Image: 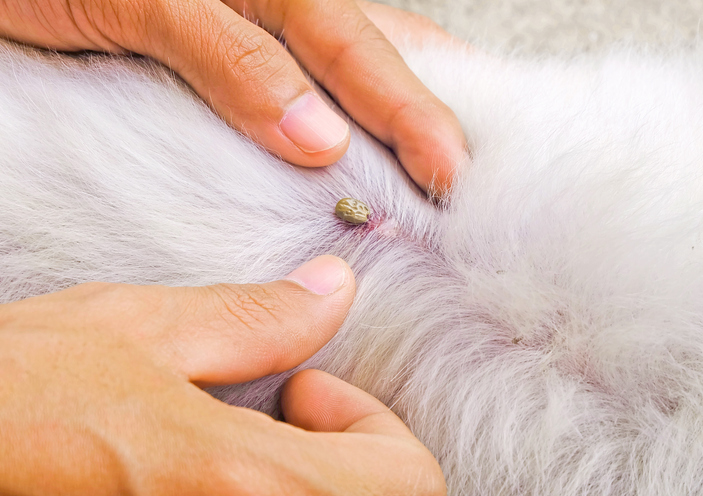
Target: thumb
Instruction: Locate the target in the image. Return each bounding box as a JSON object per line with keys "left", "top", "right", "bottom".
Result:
{"left": 17, "top": 255, "right": 357, "bottom": 386}
{"left": 12, "top": 256, "right": 356, "bottom": 386}
{"left": 160, "top": 255, "right": 356, "bottom": 386}
{"left": 110, "top": 0, "right": 350, "bottom": 166}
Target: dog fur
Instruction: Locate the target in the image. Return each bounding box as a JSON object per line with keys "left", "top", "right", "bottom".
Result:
{"left": 2, "top": 39, "right": 703, "bottom": 495}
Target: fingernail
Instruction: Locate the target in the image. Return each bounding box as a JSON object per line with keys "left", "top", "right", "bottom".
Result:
{"left": 285, "top": 256, "right": 347, "bottom": 295}
{"left": 279, "top": 93, "right": 349, "bottom": 153}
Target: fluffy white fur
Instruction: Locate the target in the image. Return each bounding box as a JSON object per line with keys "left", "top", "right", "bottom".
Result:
{"left": 2, "top": 39, "right": 703, "bottom": 495}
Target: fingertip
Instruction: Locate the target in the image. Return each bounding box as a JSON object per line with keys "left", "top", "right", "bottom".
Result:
{"left": 284, "top": 255, "right": 356, "bottom": 298}
{"left": 281, "top": 371, "right": 447, "bottom": 496}
{"left": 281, "top": 370, "right": 385, "bottom": 432}
{"left": 281, "top": 369, "right": 411, "bottom": 437}
{"left": 278, "top": 93, "right": 351, "bottom": 166}
{"left": 427, "top": 136, "right": 471, "bottom": 199}
{"left": 394, "top": 102, "right": 469, "bottom": 196}
{"left": 281, "top": 369, "right": 336, "bottom": 432}
{"left": 277, "top": 131, "right": 351, "bottom": 168}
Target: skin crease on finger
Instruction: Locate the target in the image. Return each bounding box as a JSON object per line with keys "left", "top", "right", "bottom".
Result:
{"left": 0, "top": 0, "right": 467, "bottom": 194}
{"left": 0, "top": 0, "right": 457, "bottom": 492}
{"left": 225, "top": 0, "right": 469, "bottom": 193}
{"left": 0, "top": 258, "right": 447, "bottom": 495}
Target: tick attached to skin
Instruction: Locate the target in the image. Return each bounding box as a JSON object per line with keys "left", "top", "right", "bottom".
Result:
{"left": 335, "top": 198, "right": 371, "bottom": 225}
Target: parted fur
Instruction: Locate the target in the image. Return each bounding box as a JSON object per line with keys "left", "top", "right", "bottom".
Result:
{"left": 2, "top": 39, "right": 703, "bottom": 495}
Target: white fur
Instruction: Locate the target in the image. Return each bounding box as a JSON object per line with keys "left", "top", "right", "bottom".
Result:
{"left": 2, "top": 40, "right": 703, "bottom": 494}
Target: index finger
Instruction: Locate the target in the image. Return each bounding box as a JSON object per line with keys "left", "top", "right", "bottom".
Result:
{"left": 281, "top": 369, "right": 447, "bottom": 495}
{"left": 225, "top": 0, "right": 468, "bottom": 195}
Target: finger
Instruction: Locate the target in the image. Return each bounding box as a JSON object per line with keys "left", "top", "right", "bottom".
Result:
{"left": 99, "top": 0, "right": 351, "bottom": 166}
{"left": 161, "top": 256, "right": 356, "bottom": 385}
{"left": 225, "top": 0, "right": 468, "bottom": 195}
{"left": 281, "top": 369, "right": 447, "bottom": 496}
{"left": 9, "top": 256, "right": 356, "bottom": 386}
{"left": 281, "top": 369, "right": 413, "bottom": 438}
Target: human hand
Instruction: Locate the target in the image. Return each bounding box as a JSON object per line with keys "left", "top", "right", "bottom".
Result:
{"left": 0, "top": 255, "right": 446, "bottom": 495}
{"left": 0, "top": 0, "right": 466, "bottom": 194}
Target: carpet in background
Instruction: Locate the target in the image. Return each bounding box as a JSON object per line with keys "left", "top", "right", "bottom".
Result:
{"left": 375, "top": 0, "right": 703, "bottom": 54}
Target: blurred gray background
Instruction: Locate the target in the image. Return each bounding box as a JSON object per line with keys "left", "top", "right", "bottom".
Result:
{"left": 375, "top": 0, "right": 703, "bottom": 54}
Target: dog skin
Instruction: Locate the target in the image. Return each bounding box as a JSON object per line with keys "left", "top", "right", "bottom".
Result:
{"left": 1, "top": 36, "right": 703, "bottom": 495}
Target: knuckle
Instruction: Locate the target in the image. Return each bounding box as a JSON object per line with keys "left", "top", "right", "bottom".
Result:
{"left": 320, "top": 18, "right": 390, "bottom": 85}
{"left": 207, "top": 284, "right": 285, "bottom": 330}
{"left": 57, "top": 0, "right": 157, "bottom": 53}
{"left": 222, "top": 30, "right": 288, "bottom": 82}
{"left": 353, "top": 13, "right": 393, "bottom": 44}
{"left": 389, "top": 96, "right": 450, "bottom": 140}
